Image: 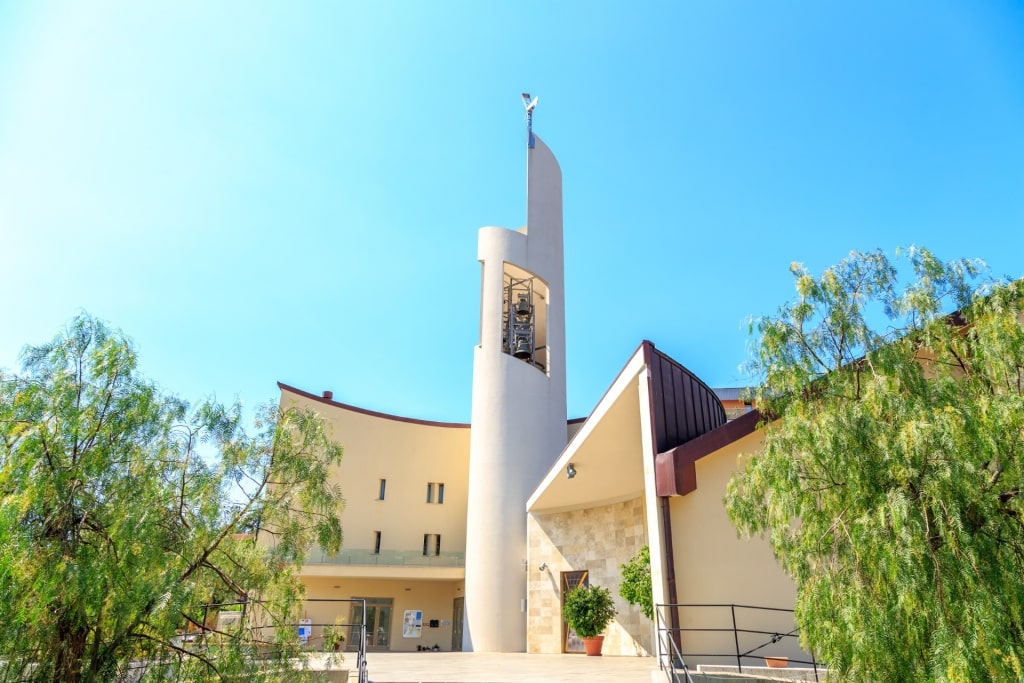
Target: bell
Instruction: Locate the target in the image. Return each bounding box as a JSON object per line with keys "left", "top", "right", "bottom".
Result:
{"left": 516, "top": 296, "right": 531, "bottom": 316}
{"left": 513, "top": 336, "right": 532, "bottom": 359}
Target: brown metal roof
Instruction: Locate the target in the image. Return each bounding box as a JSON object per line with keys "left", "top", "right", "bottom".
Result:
{"left": 642, "top": 341, "right": 729, "bottom": 454}
{"left": 655, "top": 408, "right": 762, "bottom": 496}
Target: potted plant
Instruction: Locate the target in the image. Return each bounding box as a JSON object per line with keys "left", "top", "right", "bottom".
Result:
{"left": 562, "top": 584, "right": 617, "bottom": 656}
{"left": 319, "top": 618, "right": 348, "bottom": 682}
{"left": 322, "top": 618, "right": 347, "bottom": 652}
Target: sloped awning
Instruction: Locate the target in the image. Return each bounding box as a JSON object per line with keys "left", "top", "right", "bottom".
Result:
{"left": 527, "top": 349, "right": 648, "bottom": 514}
{"left": 527, "top": 341, "right": 729, "bottom": 514}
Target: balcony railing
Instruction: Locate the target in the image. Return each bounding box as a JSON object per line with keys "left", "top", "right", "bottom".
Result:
{"left": 305, "top": 547, "right": 466, "bottom": 568}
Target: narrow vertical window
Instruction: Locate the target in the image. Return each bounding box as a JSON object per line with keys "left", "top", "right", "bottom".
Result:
{"left": 373, "top": 531, "right": 382, "bottom": 554}
{"left": 379, "top": 479, "right": 386, "bottom": 500}
{"left": 425, "top": 482, "right": 445, "bottom": 504}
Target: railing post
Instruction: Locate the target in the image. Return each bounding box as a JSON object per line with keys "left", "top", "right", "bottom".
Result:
{"left": 358, "top": 598, "right": 369, "bottom": 683}
{"left": 731, "top": 604, "right": 742, "bottom": 672}
{"left": 658, "top": 604, "right": 672, "bottom": 671}
{"left": 669, "top": 604, "right": 683, "bottom": 667}
{"left": 202, "top": 602, "right": 210, "bottom": 643}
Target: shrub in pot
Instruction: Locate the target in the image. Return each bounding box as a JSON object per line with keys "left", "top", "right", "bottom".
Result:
{"left": 562, "top": 584, "right": 617, "bottom": 655}
{"left": 322, "top": 619, "right": 346, "bottom": 652}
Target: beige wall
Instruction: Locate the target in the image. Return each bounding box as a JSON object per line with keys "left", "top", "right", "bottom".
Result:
{"left": 302, "top": 576, "right": 464, "bottom": 652}
{"left": 282, "top": 389, "right": 470, "bottom": 561}
{"left": 669, "top": 429, "right": 808, "bottom": 665}
{"left": 276, "top": 388, "right": 471, "bottom": 651}
{"left": 526, "top": 497, "right": 651, "bottom": 656}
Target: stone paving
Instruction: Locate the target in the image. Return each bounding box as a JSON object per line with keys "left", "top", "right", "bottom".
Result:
{"left": 359, "top": 652, "right": 662, "bottom": 683}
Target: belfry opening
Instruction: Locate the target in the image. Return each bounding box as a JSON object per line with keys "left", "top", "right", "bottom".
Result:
{"left": 502, "top": 264, "right": 549, "bottom": 373}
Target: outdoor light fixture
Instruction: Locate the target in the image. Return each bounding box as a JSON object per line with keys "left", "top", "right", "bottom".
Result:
{"left": 566, "top": 463, "right": 577, "bottom": 479}
{"left": 538, "top": 562, "right": 548, "bottom": 572}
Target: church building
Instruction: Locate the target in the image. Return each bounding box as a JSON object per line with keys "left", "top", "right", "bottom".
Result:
{"left": 276, "top": 109, "right": 808, "bottom": 666}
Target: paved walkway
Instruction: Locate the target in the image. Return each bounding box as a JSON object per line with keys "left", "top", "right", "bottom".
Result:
{"left": 361, "top": 652, "right": 662, "bottom": 683}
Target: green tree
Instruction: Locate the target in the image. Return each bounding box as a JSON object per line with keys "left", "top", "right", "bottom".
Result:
{"left": 619, "top": 545, "right": 653, "bottom": 620}
{"left": 725, "top": 248, "right": 1024, "bottom": 682}
{"left": 0, "top": 314, "right": 344, "bottom": 682}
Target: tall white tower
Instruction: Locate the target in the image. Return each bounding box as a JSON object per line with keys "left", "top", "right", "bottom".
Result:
{"left": 463, "top": 101, "right": 568, "bottom": 652}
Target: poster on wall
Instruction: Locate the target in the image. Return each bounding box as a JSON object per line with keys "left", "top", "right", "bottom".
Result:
{"left": 298, "top": 618, "right": 312, "bottom": 645}
{"left": 402, "top": 610, "right": 423, "bottom": 638}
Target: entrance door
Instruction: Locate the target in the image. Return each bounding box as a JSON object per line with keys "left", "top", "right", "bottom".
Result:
{"left": 350, "top": 598, "right": 394, "bottom": 651}
{"left": 451, "top": 597, "right": 464, "bottom": 651}
{"left": 561, "top": 570, "right": 589, "bottom": 653}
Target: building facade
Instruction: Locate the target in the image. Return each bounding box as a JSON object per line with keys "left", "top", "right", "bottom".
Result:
{"left": 277, "top": 384, "right": 470, "bottom": 652}
{"left": 277, "top": 125, "right": 806, "bottom": 664}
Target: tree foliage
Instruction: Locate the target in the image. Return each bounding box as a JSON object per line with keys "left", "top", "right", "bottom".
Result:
{"left": 0, "top": 315, "right": 344, "bottom": 682}
{"left": 725, "top": 248, "right": 1024, "bottom": 682}
{"left": 619, "top": 545, "right": 653, "bottom": 620}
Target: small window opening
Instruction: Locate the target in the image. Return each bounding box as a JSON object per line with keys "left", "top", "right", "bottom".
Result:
{"left": 373, "top": 531, "right": 382, "bottom": 554}
{"left": 426, "top": 482, "right": 445, "bottom": 504}
{"left": 423, "top": 533, "right": 441, "bottom": 556}
{"left": 378, "top": 479, "right": 386, "bottom": 500}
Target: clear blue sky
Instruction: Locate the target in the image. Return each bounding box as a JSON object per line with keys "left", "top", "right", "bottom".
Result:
{"left": 2, "top": 2, "right": 1023, "bottom": 422}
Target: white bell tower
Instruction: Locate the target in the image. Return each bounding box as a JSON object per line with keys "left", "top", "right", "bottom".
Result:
{"left": 463, "top": 96, "right": 568, "bottom": 652}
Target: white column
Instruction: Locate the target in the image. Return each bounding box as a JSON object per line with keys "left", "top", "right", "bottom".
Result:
{"left": 464, "top": 134, "right": 567, "bottom": 652}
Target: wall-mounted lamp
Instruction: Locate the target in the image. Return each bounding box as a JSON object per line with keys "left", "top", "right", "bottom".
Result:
{"left": 566, "top": 463, "right": 577, "bottom": 479}
{"left": 538, "top": 562, "right": 548, "bottom": 572}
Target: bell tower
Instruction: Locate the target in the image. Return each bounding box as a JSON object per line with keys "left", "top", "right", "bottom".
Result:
{"left": 463, "top": 96, "right": 568, "bottom": 652}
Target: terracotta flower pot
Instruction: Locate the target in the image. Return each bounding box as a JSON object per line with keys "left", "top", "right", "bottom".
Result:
{"left": 583, "top": 635, "right": 604, "bottom": 656}
{"left": 764, "top": 656, "right": 788, "bottom": 668}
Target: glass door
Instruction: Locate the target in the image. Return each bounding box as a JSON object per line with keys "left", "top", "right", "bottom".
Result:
{"left": 350, "top": 598, "right": 394, "bottom": 650}
{"left": 451, "top": 597, "right": 464, "bottom": 651}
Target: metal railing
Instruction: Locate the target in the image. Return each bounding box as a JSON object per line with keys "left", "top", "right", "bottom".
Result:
{"left": 655, "top": 607, "right": 696, "bottom": 683}
{"left": 656, "top": 603, "right": 819, "bottom": 681}
{"left": 191, "top": 597, "right": 370, "bottom": 683}
{"left": 300, "top": 597, "right": 370, "bottom": 683}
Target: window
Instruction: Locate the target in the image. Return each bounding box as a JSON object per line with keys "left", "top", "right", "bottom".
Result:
{"left": 426, "top": 482, "right": 445, "bottom": 504}
{"left": 378, "top": 479, "right": 386, "bottom": 500}
{"left": 423, "top": 533, "right": 441, "bottom": 556}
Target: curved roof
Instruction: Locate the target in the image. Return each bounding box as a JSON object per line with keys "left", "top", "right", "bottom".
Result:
{"left": 278, "top": 381, "right": 471, "bottom": 429}
{"left": 279, "top": 382, "right": 592, "bottom": 429}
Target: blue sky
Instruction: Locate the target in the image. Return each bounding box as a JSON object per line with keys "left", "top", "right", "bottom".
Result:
{"left": 2, "top": 2, "right": 1023, "bottom": 422}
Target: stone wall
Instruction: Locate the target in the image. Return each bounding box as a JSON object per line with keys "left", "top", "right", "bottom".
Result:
{"left": 526, "top": 497, "right": 651, "bottom": 655}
